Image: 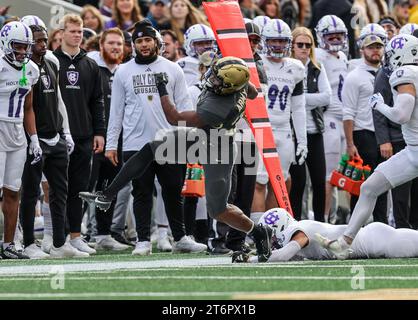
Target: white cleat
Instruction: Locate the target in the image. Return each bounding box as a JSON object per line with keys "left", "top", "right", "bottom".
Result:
{"left": 24, "top": 243, "right": 50, "bottom": 259}
{"left": 132, "top": 241, "right": 151, "bottom": 256}
{"left": 157, "top": 236, "right": 172, "bottom": 252}
{"left": 70, "top": 237, "right": 97, "bottom": 255}
{"left": 41, "top": 234, "right": 53, "bottom": 254}
{"left": 315, "top": 233, "right": 352, "bottom": 260}
{"left": 95, "top": 235, "right": 130, "bottom": 251}
{"left": 50, "top": 242, "right": 90, "bottom": 258}
{"left": 172, "top": 235, "right": 207, "bottom": 254}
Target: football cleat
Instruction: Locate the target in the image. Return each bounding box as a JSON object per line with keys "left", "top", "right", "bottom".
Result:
{"left": 250, "top": 224, "right": 273, "bottom": 262}
{"left": 231, "top": 250, "right": 252, "bottom": 263}
{"left": 79, "top": 191, "right": 112, "bottom": 211}
{"left": 1, "top": 242, "right": 30, "bottom": 259}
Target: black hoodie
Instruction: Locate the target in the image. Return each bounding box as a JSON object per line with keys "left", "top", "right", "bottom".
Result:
{"left": 54, "top": 47, "right": 105, "bottom": 139}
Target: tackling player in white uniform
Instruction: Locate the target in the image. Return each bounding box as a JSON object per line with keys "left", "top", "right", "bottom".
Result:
{"left": 317, "top": 34, "right": 418, "bottom": 259}
{"left": 177, "top": 24, "right": 217, "bottom": 86}
{"left": 314, "top": 15, "right": 348, "bottom": 221}
{"left": 233, "top": 208, "right": 418, "bottom": 262}
{"left": 252, "top": 19, "right": 306, "bottom": 212}
{"left": 0, "top": 21, "right": 41, "bottom": 259}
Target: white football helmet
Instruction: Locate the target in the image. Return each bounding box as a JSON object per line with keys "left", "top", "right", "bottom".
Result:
{"left": 253, "top": 15, "right": 271, "bottom": 33}
{"left": 399, "top": 23, "right": 418, "bottom": 35}
{"left": 20, "top": 15, "right": 47, "bottom": 30}
{"left": 258, "top": 208, "right": 296, "bottom": 249}
{"left": 385, "top": 34, "right": 418, "bottom": 72}
{"left": 184, "top": 24, "right": 217, "bottom": 58}
{"left": 358, "top": 23, "right": 387, "bottom": 46}
{"left": 261, "top": 19, "right": 292, "bottom": 59}
{"left": 0, "top": 21, "right": 33, "bottom": 68}
{"left": 315, "top": 15, "right": 348, "bottom": 52}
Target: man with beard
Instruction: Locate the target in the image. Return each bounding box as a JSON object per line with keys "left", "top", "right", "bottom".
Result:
{"left": 87, "top": 28, "right": 130, "bottom": 251}
{"left": 342, "top": 35, "right": 387, "bottom": 222}
{"left": 19, "top": 25, "right": 82, "bottom": 259}
{"left": 86, "top": 20, "right": 207, "bottom": 256}
{"left": 161, "top": 30, "right": 180, "bottom": 62}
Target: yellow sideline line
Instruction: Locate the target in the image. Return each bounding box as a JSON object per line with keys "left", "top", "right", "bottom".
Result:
{"left": 233, "top": 289, "right": 418, "bottom": 300}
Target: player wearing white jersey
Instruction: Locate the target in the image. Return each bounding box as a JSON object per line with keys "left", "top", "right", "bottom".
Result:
{"left": 317, "top": 34, "right": 418, "bottom": 259}
{"left": 0, "top": 21, "right": 41, "bottom": 259}
{"left": 177, "top": 24, "right": 217, "bottom": 86}
{"left": 314, "top": 15, "right": 348, "bottom": 221}
{"left": 252, "top": 19, "right": 306, "bottom": 214}
{"left": 232, "top": 208, "right": 418, "bottom": 262}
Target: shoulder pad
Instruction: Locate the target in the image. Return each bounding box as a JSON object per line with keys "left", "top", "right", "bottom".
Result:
{"left": 389, "top": 65, "right": 416, "bottom": 89}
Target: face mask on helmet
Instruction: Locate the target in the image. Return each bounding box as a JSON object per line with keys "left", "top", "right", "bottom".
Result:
{"left": 0, "top": 22, "right": 33, "bottom": 68}
{"left": 265, "top": 37, "right": 292, "bottom": 58}
{"left": 258, "top": 208, "right": 296, "bottom": 250}
{"left": 322, "top": 32, "right": 347, "bottom": 52}
{"left": 191, "top": 39, "right": 217, "bottom": 57}
{"left": 204, "top": 56, "right": 250, "bottom": 95}
{"left": 316, "top": 15, "right": 348, "bottom": 53}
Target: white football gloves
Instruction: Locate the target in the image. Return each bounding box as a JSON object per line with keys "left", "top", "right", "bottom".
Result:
{"left": 64, "top": 133, "right": 75, "bottom": 155}
{"left": 295, "top": 144, "right": 308, "bottom": 165}
{"left": 29, "top": 134, "right": 42, "bottom": 165}
{"left": 368, "top": 93, "right": 384, "bottom": 110}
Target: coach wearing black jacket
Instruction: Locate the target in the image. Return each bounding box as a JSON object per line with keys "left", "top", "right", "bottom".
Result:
{"left": 54, "top": 14, "right": 105, "bottom": 254}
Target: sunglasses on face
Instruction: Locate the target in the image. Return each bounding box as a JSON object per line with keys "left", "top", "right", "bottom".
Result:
{"left": 295, "top": 42, "right": 312, "bottom": 49}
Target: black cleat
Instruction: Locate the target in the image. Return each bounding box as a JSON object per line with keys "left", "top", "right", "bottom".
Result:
{"left": 1, "top": 243, "right": 30, "bottom": 259}
{"left": 79, "top": 191, "right": 112, "bottom": 211}
{"left": 231, "top": 251, "right": 251, "bottom": 263}
{"left": 250, "top": 224, "right": 273, "bottom": 262}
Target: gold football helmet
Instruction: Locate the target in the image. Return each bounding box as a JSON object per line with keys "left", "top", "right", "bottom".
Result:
{"left": 209, "top": 56, "right": 250, "bottom": 95}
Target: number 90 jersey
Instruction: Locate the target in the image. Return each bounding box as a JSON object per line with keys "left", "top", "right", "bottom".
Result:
{"left": 0, "top": 58, "right": 39, "bottom": 123}
{"left": 261, "top": 56, "right": 305, "bottom": 130}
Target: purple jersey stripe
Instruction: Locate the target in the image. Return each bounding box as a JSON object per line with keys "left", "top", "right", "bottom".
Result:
{"left": 371, "top": 24, "right": 374, "bottom": 33}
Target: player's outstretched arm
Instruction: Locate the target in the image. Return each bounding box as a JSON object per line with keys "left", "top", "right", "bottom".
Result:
{"left": 159, "top": 95, "right": 207, "bottom": 128}
{"left": 266, "top": 231, "right": 309, "bottom": 262}
{"left": 370, "top": 84, "right": 416, "bottom": 124}
{"left": 154, "top": 73, "right": 207, "bottom": 128}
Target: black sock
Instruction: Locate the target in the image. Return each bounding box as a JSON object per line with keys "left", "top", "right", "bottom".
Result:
{"left": 103, "top": 143, "right": 154, "bottom": 199}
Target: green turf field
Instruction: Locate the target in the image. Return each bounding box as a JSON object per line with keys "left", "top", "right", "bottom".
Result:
{"left": 1, "top": 250, "right": 418, "bottom": 300}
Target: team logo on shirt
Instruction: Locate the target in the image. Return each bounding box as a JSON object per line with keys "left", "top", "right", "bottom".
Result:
{"left": 41, "top": 75, "right": 51, "bottom": 89}
{"left": 67, "top": 71, "right": 79, "bottom": 85}
{"left": 178, "top": 61, "right": 185, "bottom": 68}
{"left": 396, "top": 69, "right": 404, "bottom": 78}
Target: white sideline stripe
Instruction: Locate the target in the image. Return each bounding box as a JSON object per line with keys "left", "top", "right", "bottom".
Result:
{"left": 1, "top": 257, "right": 418, "bottom": 276}
{"left": 0, "top": 257, "right": 231, "bottom": 275}
{"left": 3, "top": 275, "right": 418, "bottom": 281}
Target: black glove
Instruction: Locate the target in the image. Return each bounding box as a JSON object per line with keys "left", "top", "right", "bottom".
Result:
{"left": 154, "top": 72, "right": 169, "bottom": 97}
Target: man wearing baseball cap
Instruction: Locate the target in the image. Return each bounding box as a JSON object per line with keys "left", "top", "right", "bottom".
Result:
{"left": 146, "top": 0, "right": 170, "bottom": 30}
{"left": 342, "top": 34, "right": 387, "bottom": 221}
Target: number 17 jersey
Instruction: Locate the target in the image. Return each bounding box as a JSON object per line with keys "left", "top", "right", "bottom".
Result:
{"left": 0, "top": 58, "right": 39, "bottom": 151}
{"left": 261, "top": 56, "right": 305, "bottom": 131}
